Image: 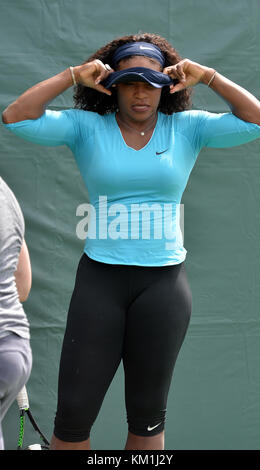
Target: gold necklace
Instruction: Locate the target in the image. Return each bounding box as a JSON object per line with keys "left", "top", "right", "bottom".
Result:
{"left": 116, "top": 113, "right": 157, "bottom": 136}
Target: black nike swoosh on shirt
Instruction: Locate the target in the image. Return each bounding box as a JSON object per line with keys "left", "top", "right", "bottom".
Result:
{"left": 156, "top": 149, "right": 169, "bottom": 155}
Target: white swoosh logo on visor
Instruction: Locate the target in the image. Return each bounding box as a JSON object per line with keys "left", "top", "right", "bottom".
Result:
{"left": 139, "top": 46, "right": 154, "bottom": 50}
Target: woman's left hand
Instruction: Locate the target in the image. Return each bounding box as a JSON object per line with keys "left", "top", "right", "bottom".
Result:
{"left": 163, "top": 59, "right": 215, "bottom": 94}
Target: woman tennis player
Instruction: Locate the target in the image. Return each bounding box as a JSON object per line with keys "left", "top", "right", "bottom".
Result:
{"left": 2, "top": 32, "right": 260, "bottom": 450}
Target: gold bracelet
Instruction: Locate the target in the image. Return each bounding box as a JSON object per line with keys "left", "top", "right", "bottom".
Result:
{"left": 208, "top": 70, "right": 217, "bottom": 87}
{"left": 69, "top": 66, "right": 77, "bottom": 86}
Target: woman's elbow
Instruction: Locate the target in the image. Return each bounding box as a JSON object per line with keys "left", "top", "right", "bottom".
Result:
{"left": 2, "top": 102, "right": 36, "bottom": 124}
{"left": 2, "top": 102, "right": 21, "bottom": 124}
{"left": 2, "top": 108, "right": 11, "bottom": 124}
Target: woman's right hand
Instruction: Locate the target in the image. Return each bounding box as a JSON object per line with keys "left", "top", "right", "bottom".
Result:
{"left": 73, "top": 60, "right": 114, "bottom": 96}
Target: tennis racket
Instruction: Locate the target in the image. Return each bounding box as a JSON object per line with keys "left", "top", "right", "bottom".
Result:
{"left": 16, "top": 385, "right": 50, "bottom": 450}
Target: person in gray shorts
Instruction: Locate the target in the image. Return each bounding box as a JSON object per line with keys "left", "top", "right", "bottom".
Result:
{"left": 0, "top": 176, "right": 32, "bottom": 450}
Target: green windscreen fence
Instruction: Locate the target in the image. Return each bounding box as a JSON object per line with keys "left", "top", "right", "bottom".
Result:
{"left": 1, "top": 0, "right": 260, "bottom": 450}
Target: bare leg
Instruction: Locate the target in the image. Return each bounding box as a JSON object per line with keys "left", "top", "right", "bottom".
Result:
{"left": 50, "top": 433, "right": 91, "bottom": 450}
{"left": 124, "top": 430, "right": 164, "bottom": 450}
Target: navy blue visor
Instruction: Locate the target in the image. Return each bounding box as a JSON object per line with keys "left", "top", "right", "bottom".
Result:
{"left": 112, "top": 42, "right": 165, "bottom": 67}
{"left": 101, "top": 67, "right": 174, "bottom": 89}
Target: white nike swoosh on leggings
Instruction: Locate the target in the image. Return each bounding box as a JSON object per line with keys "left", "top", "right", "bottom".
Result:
{"left": 147, "top": 422, "right": 162, "bottom": 431}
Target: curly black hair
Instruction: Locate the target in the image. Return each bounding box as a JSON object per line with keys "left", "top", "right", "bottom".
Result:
{"left": 73, "top": 32, "right": 193, "bottom": 115}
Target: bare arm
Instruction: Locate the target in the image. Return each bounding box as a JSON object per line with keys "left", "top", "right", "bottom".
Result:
{"left": 2, "top": 68, "right": 74, "bottom": 123}
{"left": 14, "top": 238, "right": 32, "bottom": 303}
{"left": 2, "top": 61, "right": 113, "bottom": 124}
{"left": 164, "top": 59, "right": 260, "bottom": 126}
{"left": 201, "top": 68, "right": 260, "bottom": 125}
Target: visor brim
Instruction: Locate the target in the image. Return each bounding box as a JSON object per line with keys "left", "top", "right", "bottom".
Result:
{"left": 101, "top": 67, "right": 173, "bottom": 89}
{"left": 107, "top": 73, "right": 162, "bottom": 88}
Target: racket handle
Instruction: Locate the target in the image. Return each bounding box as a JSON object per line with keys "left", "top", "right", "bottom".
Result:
{"left": 17, "top": 385, "right": 29, "bottom": 410}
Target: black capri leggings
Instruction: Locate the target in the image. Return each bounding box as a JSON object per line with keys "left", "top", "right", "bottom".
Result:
{"left": 53, "top": 253, "right": 192, "bottom": 442}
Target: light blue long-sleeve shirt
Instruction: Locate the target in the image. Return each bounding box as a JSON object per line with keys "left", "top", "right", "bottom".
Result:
{"left": 3, "top": 109, "right": 260, "bottom": 266}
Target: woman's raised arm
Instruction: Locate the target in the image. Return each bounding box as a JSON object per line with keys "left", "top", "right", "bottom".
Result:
{"left": 2, "top": 61, "right": 113, "bottom": 124}
{"left": 163, "top": 59, "right": 260, "bottom": 126}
